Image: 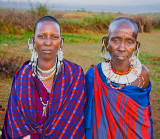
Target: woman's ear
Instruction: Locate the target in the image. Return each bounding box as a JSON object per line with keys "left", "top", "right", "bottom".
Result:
{"left": 61, "top": 37, "right": 64, "bottom": 43}
{"left": 31, "top": 36, "right": 34, "bottom": 42}
{"left": 60, "top": 38, "right": 64, "bottom": 49}
{"left": 136, "top": 41, "right": 140, "bottom": 51}
{"left": 31, "top": 36, "right": 36, "bottom": 49}
{"left": 102, "top": 36, "right": 109, "bottom": 49}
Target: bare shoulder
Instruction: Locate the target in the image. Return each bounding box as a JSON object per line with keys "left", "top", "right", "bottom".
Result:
{"left": 141, "top": 64, "right": 150, "bottom": 88}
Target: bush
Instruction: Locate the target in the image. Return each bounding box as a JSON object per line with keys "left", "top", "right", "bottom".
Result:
{"left": 132, "top": 15, "right": 152, "bottom": 33}
{"left": 0, "top": 55, "right": 23, "bottom": 77}
{"left": 53, "top": 11, "right": 64, "bottom": 19}
{"left": 1, "top": 8, "right": 159, "bottom": 34}
{"left": 83, "top": 13, "right": 115, "bottom": 33}
{"left": 31, "top": 4, "right": 48, "bottom": 17}
{"left": 0, "top": 9, "right": 39, "bottom": 34}
{"left": 144, "top": 20, "right": 152, "bottom": 32}
{"left": 152, "top": 18, "right": 160, "bottom": 29}
{"left": 59, "top": 18, "right": 83, "bottom": 33}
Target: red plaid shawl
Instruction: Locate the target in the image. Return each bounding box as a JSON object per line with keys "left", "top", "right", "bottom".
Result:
{"left": 2, "top": 59, "right": 86, "bottom": 139}
{"left": 85, "top": 65, "right": 153, "bottom": 139}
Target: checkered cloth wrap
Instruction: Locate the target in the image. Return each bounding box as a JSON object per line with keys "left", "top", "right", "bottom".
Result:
{"left": 2, "top": 59, "right": 86, "bottom": 139}
{"left": 92, "top": 66, "right": 153, "bottom": 139}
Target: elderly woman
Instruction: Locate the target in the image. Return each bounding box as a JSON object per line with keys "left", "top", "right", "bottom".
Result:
{"left": 85, "top": 17, "right": 153, "bottom": 139}
{"left": 2, "top": 16, "right": 86, "bottom": 138}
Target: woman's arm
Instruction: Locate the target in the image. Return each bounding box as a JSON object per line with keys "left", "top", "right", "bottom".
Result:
{"left": 141, "top": 64, "right": 150, "bottom": 89}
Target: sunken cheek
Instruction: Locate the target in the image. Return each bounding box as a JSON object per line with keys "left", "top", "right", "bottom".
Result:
{"left": 108, "top": 42, "right": 119, "bottom": 52}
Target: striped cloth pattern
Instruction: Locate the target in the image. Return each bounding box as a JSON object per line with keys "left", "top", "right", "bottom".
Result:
{"left": 92, "top": 66, "right": 153, "bottom": 139}
{"left": 2, "top": 59, "right": 86, "bottom": 139}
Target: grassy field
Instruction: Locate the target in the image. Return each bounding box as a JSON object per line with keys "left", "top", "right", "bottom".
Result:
{"left": 0, "top": 31, "right": 160, "bottom": 138}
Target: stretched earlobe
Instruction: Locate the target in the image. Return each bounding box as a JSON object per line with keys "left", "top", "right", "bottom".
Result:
{"left": 60, "top": 38, "right": 64, "bottom": 49}
{"left": 135, "top": 41, "right": 140, "bottom": 58}
{"left": 136, "top": 41, "right": 140, "bottom": 50}
{"left": 61, "top": 37, "right": 64, "bottom": 42}
{"left": 102, "top": 36, "right": 109, "bottom": 44}
{"left": 58, "top": 38, "right": 64, "bottom": 62}
{"left": 101, "top": 36, "right": 111, "bottom": 60}
{"left": 102, "top": 36, "right": 109, "bottom": 50}
{"left": 28, "top": 36, "right": 34, "bottom": 50}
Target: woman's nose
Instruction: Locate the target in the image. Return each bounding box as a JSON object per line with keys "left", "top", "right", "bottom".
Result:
{"left": 118, "top": 41, "right": 126, "bottom": 51}
{"left": 44, "top": 38, "right": 52, "bottom": 46}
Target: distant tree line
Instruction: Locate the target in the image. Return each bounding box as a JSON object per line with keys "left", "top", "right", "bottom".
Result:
{"left": 0, "top": 5, "right": 160, "bottom": 34}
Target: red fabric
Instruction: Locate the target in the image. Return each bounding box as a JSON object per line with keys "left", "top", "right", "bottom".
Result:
{"left": 2, "top": 59, "right": 86, "bottom": 139}
{"left": 92, "top": 65, "right": 153, "bottom": 139}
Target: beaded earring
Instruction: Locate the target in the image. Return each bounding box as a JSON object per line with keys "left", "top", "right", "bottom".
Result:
{"left": 28, "top": 37, "right": 38, "bottom": 76}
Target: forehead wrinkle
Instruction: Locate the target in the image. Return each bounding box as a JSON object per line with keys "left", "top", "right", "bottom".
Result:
{"left": 108, "top": 22, "right": 137, "bottom": 39}
{"left": 108, "top": 20, "right": 137, "bottom": 38}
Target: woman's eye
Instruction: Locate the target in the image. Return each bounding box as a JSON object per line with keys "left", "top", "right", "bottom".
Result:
{"left": 38, "top": 35, "right": 45, "bottom": 39}
{"left": 127, "top": 40, "right": 134, "bottom": 45}
{"left": 51, "top": 36, "right": 59, "bottom": 39}
{"left": 112, "top": 38, "right": 119, "bottom": 43}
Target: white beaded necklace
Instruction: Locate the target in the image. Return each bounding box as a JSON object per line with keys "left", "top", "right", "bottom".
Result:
{"left": 102, "top": 56, "right": 142, "bottom": 85}
{"left": 37, "top": 62, "right": 56, "bottom": 74}
{"left": 37, "top": 60, "right": 62, "bottom": 81}
{"left": 37, "top": 69, "right": 56, "bottom": 81}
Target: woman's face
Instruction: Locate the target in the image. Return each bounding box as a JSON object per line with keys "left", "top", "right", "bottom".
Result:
{"left": 34, "top": 21, "right": 61, "bottom": 61}
{"left": 108, "top": 22, "right": 137, "bottom": 63}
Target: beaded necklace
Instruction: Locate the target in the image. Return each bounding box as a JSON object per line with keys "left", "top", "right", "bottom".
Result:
{"left": 111, "top": 66, "right": 132, "bottom": 75}
{"left": 37, "top": 70, "right": 56, "bottom": 81}
{"left": 102, "top": 56, "right": 144, "bottom": 89}
{"left": 37, "top": 62, "right": 56, "bottom": 74}
{"left": 37, "top": 59, "right": 58, "bottom": 81}
{"left": 36, "top": 57, "right": 59, "bottom": 117}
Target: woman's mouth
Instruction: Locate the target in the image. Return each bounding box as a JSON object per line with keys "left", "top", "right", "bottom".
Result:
{"left": 117, "top": 56, "right": 125, "bottom": 60}
{"left": 42, "top": 50, "right": 52, "bottom": 53}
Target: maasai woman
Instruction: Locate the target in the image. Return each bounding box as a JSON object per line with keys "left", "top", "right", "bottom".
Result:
{"left": 85, "top": 17, "right": 153, "bottom": 139}
{"left": 2, "top": 16, "right": 86, "bottom": 138}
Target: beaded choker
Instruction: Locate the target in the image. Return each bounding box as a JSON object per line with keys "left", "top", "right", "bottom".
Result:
{"left": 102, "top": 56, "right": 144, "bottom": 88}
{"left": 37, "top": 63, "right": 56, "bottom": 74}
{"left": 111, "top": 66, "right": 132, "bottom": 75}
{"left": 37, "top": 69, "right": 56, "bottom": 81}
{"left": 37, "top": 59, "right": 59, "bottom": 81}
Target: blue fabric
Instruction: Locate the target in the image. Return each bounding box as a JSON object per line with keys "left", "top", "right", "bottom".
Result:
{"left": 84, "top": 62, "right": 152, "bottom": 139}
{"left": 2, "top": 59, "right": 86, "bottom": 139}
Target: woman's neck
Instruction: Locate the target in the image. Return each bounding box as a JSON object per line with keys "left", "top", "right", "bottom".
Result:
{"left": 111, "top": 60, "right": 130, "bottom": 73}
{"left": 38, "top": 57, "right": 57, "bottom": 71}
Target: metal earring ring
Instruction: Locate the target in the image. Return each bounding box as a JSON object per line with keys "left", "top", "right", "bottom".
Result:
{"left": 28, "top": 37, "right": 33, "bottom": 50}
{"left": 60, "top": 39, "right": 63, "bottom": 49}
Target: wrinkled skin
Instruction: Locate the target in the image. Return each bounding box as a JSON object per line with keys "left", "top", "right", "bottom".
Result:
{"left": 108, "top": 22, "right": 137, "bottom": 66}
{"left": 103, "top": 20, "right": 150, "bottom": 88}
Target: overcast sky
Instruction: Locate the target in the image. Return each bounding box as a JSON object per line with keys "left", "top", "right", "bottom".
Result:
{"left": 1, "top": 0, "right": 160, "bottom": 13}
{"left": 52, "top": 0, "right": 160, "bottom": 5}
{"left": 2, "top": 0, "right": 160, "bottom": 6}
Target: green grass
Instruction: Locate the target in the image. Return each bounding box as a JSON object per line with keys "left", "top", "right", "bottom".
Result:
{"left": 61, "top": 33, "right": 102, "bottom": 44}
